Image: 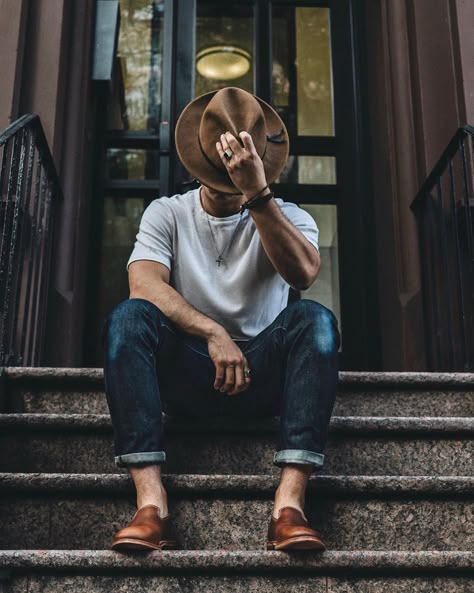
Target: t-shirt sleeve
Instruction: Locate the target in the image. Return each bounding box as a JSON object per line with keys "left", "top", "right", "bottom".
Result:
{"left": 279, "top": 201, "right": 320, "bottom": 252}
{"left": 127, "top": 198, "right": 175, "bottom": 271}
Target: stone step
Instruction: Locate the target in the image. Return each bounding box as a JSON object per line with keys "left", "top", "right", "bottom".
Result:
{"left": 1, "top": 414, "right": 473, "bottom": 476}
{"left": 0, "top": 550, "right": 473, "bottom": 593}
{"left": 3, "top": 575, "right": 473, "bottom": 593}
{"left": 0, "top": 473, "right": 473, "bottom": 551}
{"left": 2, "top": 368, "right": 474, "bottom": 416}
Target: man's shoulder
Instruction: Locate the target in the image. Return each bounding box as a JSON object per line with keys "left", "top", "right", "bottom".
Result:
{"left": 277, "top": 198, "right": 304, "bottom": 217}
{"left": 148, "top": 190, "right": 196, "bottom": 212}
{"left": 276, "top": 197, "right": 298, "bottom": 210}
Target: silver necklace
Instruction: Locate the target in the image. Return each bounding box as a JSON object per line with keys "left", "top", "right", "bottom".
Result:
{"left": 205, "top": 211, "right": 244, "bottom": 267}
{"left": 200, "top": 191, "right": 244, "bottom": 267}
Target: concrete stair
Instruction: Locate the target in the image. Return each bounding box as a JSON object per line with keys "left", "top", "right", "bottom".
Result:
{"left": 1, "top": 414, "right": 474, "bottom": 475}
{"left": 0, "top": 368, "right": 474, "bottom": 592}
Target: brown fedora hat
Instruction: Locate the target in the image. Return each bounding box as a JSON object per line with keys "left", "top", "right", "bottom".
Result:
{"left": 175, "top": 86, "right": 289, "bottom": 193}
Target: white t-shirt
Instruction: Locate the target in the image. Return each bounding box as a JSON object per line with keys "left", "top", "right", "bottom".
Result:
{"left": 127, "top": 188, "right": 319, "bottom": 340}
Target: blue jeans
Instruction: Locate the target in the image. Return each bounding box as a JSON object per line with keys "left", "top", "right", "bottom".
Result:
{"left": 102, "top": 298, "right": 340, "bottom": 471}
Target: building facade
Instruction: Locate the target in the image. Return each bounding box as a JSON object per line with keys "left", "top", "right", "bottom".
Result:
{"left": 0, "top": 0, "right": 472, "bottom": 370}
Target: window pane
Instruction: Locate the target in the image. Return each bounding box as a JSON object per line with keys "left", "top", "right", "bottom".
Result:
{"left": 97, "top": 198, "right": 145, "bottom": 337}
{"left": 195, "top": 4, "right": 254, "bottom": 96}
{"left": 278, "top": 156, "right": 336, "bottom": 185}
{"left": 300, "top": 205, "right": 341, "bottom": 328}
{"left": 108, "top": 0, "right": 164, "bottom": 131}
{"left": 106, "top": 149, "right": 160, "bottom": 180}
{"left": 273, "top": 7, "right": 334, "bottom": 137}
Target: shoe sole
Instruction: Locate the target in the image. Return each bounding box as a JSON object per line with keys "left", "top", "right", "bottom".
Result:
{"left": 266, "top": 536, "right": 326, "bottom": 551}
{"left": 111, "top": 538, "right": 177, "bottom": 551}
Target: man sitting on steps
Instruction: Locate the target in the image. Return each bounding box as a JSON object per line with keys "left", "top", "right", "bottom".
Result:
{"left": 103, "top": 86, "right": 340, "bottom": 551}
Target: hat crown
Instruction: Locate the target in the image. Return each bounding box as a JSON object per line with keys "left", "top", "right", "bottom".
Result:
{"left": 175, "top": 86, "right": 288, "bottom": 193}
{"left": 198, "top": 87, "right": 267, "bottom": 172}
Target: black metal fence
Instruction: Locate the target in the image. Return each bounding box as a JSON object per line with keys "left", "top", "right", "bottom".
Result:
{"left": 411, "top": 125, "right": 474, "bottom": 371}
{"left": 0, "top": 114, "right": 62, "bottom": 366}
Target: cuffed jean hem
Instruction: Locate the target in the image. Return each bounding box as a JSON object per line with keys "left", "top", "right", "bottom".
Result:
{"left": 273, "top": 449, "right": 325, "bottom": 469}
{"left": 115, "top": 451, "right": 167, "bottom": 468}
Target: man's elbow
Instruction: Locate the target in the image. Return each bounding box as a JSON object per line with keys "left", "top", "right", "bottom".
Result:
{"left": 291, "top": 256, "right": 320, "bottom": 291}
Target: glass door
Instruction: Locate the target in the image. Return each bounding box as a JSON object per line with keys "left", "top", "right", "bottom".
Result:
{"left": 271, "top": 4, "right": 340, "bottom": 323}
{"left": 181, "top": 0, "right": 374, "bottom": 367}
{"left": 87, "top": 0, "right": 171, "bottom": 364}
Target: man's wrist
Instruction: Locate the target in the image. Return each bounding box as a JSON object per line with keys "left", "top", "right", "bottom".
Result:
{"left": 241, "top": 188, "right": 275, "bottom": 213}
{"left": 242, "top": 185, "right": 268, "bottom": 202}
{"left": 248, "top": 195, "right": 278, "bottom": 217}
{"left": 204, "top": 323, "right": 227, "bottom": 342}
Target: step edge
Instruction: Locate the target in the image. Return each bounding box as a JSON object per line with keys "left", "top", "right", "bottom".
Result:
{"left": 1, "top": 473, "right": 474, "bottom": 495}
{"left": 2, "top": 414, "right": 474, "bottom": 435}
{"left": 5, "top": 368, "right": 474, "bottom": 388}
{"left": 1, "top": 550, "right": 474, "bottom": 573}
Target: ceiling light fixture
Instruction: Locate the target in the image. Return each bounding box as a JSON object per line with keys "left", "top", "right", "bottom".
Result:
{"left": 196, "top": 46, "right": 251, "bottom": 81}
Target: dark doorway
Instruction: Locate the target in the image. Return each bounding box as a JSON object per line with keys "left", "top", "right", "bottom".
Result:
{"left": 86, "top": 0, "right": 378, "bottom": 370}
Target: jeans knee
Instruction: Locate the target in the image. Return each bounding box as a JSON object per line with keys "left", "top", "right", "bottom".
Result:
{"left": 103, "top": 298, "right": 161, "bottom": 359}
{"left": 288, "top": 299, "right": 340, "bottom": 358}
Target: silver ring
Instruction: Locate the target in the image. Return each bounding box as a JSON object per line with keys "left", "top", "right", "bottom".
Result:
{"left": 244, "top": 368, "right": 251, "bottom": 378}
{"left": 224, "top": 149, "right": 233, "bottom": 161}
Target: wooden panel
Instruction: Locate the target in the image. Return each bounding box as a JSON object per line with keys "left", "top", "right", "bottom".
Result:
{"left": 0, "top": 0, "right": 28, "bottom": 127}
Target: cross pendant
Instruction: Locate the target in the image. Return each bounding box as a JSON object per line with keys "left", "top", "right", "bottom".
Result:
{"left": 216, "top": 257, "right": 223, "bottom": 267}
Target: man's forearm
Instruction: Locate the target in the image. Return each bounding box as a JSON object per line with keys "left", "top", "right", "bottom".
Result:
{"left": 249, "top": 198, "right": 320, "bottom": 290}
{"left": 130, "top": 279, "right": 224, "bottom": 340}
{"left": 128, "top": 261, "right": 251, "bottom": 395}
{"left": 214, "top": 131, "right": 319, "bottom": 290}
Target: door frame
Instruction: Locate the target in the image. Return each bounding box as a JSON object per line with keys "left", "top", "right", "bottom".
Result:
{"left": 85, "top": 0, "right": 379, "bottom": 370}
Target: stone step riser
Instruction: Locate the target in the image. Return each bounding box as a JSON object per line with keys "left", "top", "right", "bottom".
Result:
{"left": 1, "top": 432, "right": 472, "bottom": 476}
{"left": 7, "top": 389, "right": 474, "bottom": 416}
{"left": 2, "top": 574, "right": 473, "bottom": 593}
{"left": 1, "top": 494, "right": 472, "bottom": 551}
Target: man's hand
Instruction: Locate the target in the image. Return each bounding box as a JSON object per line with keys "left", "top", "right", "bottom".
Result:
{"left": 216, "top": 131, "right": 267, "bottom": 198}
{"left": 207, "top": 327, "right": 251, "bottom": 396}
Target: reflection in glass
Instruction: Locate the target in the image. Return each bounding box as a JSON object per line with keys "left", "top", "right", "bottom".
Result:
{"left": 96, "top": 197, "right": 146, "bottom": 361}
{"left": 273, "top": 7, "right": 334, "bottom": 137}
{"left": 108, "top": 0, "right": 164, "bottom": 131}
{"left": 102, "top": 197, "right": 144, "bottom": 248}
{"left": 278, "top": 156, "right": 336, "bottom": 185}
{"left": 300, "top": 205, "right": 341, "bottom": 328}
{"left": 106, "top": 149, "right": 160, "bottom": 180}
{"left": 196, "top": 46, "right": 252, "bottom": 81}
{"left": 97, "top": 197, "right": 145, "bottom": 346}
{"left": 195, "top": 4, "right": 254, "bottom": 96}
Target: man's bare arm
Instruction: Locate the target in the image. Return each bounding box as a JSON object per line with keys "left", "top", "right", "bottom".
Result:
{"left": 216, "top": 131, "right": 320, "bottom": 290}
{"left": 129, "top": 260, "right": 220, "bottom": 339}
{"left": 248, "top": 200, "right": 320, "bottom": 290}
{"left": 128, "top": 260, "right": 250, "bottom": 395}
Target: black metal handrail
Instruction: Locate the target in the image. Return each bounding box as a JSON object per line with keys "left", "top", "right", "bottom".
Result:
{"left": 411, "top": 125, "right": 474, "bottom": 371}
{"left": 0, "top": 114, "right": 63, "bottom": 366}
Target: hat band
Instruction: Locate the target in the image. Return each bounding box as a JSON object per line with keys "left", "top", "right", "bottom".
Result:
{"left": 197, "top": 134, "right": 227, "bottom": 175}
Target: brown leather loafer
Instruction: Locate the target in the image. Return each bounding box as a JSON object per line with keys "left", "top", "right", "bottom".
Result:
{"left": 111, "top": 505, "right": 177, "bottom": 551}
{"left": 266, "top": 506, "right": 326, "bottom": 551}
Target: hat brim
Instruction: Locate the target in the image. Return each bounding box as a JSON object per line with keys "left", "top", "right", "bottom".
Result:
{"left": 175, "top": 90, "right": 289, "bottom": 194}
